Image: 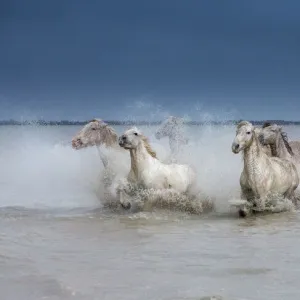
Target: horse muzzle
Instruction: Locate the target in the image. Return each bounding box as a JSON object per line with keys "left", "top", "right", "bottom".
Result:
{"left": 72, "top": 138, "right": 84, "bottom": 149}
{"left": 118, "top": 135, "right": 127, "bottom": 147}
{"left": 231, "top": 142, "right": 240, "bottom": 154}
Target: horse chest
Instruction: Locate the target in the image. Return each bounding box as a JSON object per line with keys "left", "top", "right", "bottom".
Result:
{"left": 243, "top": 160, "right": 269, "bottom": 194}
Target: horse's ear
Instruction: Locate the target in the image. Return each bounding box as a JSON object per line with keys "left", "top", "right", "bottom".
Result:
{"left": 262, "top": 122, "right": 272, "bottom": 128}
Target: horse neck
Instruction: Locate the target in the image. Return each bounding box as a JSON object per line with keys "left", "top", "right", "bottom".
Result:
{"left": 275, "top": 133, "right": 292, "bottom": 160}
{"left": 129, "top": 143, "right": 155, "bottom": 179}
{"left": 96, "top": 140, "right": 122, "bottom": 169}
{"left": 96, "top": 146, "right": 109, "bottom": 168}
{"left": 169, "top": 138, "right": 179, "bottom": 154}
{"left": 110, "top": 141, "right": 122, "bottom": 151}
{"left": 168, "top": 129, "right": 184, "bottom": 152}
{"left": 269, "top": 143, "right": 277, "bottom": 157}
{"left": 243, "top": 134, "right": 265, "bottom": 175}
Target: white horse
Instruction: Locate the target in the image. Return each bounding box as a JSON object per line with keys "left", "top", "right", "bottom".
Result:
{"left": 116, "top": 127, "right": 205, "bottom": 211}
{"left": 155, "top": 116, "right": 189, "bottom": 162}
{"left": 261, "top": 122, "right": 300, "bottom": 156}
{"left": 231, "top": 121, "right": 299, "bottom": 217}
{"left": 259, "top": 122, "right": 300, "bottom": 163}
{"left": 259, "top": 122, "right": 300, "bottom": 199}
{"left": 71, "top": 119, "right": 130, "bottom": 205}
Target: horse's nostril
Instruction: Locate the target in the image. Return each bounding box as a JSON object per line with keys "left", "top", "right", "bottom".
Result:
{"left": 122, "top": 135, "right": 126, "bottom": 141}
{"left": 235, "top": 144, "right": 239, "bottom": 150}
{"left": 72, "top": 138, "right": 82, "bottom": 148}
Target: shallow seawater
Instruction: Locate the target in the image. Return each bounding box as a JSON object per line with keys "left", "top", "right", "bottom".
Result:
{"left": 2, "top": 208, "right": 300, "bottom": 300}
{"left": 1, "top": 124, "right": 300, "bottom": 299}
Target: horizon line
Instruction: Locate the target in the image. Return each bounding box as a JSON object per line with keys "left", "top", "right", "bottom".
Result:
{"left": 0, "top": 119, "right": 300, "bottom": 126}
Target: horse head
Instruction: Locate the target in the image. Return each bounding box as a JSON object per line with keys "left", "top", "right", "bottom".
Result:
{"left": 232, "top": 121, "right": 255, "bottom": 154}
{"left": 155, "top": 116, "right": 184, "bottom": 140}
{"left": 260, "top": 123, "right": 294, "bottom": 156}
{"left": 119, "top": 127, "right": 157, "bottom": 158}
{"left": 71, "top": 119, "right": 118, "bottom": 149}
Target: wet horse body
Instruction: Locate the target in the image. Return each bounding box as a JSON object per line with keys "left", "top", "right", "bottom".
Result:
{"left": 117, "top": 127, "right": 199, "bottom": 209}
{"left": 232, "top": 121, "right": 299, "bottom": 217}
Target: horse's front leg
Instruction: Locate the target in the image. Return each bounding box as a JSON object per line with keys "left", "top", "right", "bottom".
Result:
{"left": 239, "top": 186, "right": 255, "bottom": 218}
{"left": 116, "top": 178, "right": 133, "bottom": 210}
{"left": 119, "top": 190, "right": 132, "bottom": 210}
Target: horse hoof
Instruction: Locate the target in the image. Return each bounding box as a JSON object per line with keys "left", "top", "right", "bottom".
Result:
{"left": 238, "top": 209, "right": 247, "bottom": 218}
{"left": 121, "top": 202, "right": 131, "bottom": 210}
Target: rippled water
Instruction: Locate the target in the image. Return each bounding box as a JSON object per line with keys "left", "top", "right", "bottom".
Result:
{"left": 1, "top": 124, "right": 300, "bottom": 299}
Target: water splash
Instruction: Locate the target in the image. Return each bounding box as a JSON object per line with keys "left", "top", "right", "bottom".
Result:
{"left": 0, "top": 122, "right": 296, "bottom": 215}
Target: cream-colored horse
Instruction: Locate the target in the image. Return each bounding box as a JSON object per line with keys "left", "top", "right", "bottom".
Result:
{"left": 231, "top": 121, "right": 299, "bottom": 217}
{"left": 116, "top": 127, "right": 200, "bottom": 210}
{"left": 260, "top": 122, "right": 300, "bottom": 162}
{"left": 261, "top": 122, "right": 300, "bottom": 156}
{"left": 71, "top": 119, "right": 130, "bottom": 205}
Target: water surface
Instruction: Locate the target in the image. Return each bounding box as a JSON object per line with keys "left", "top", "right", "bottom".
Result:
{"left": 1, "top": 125, "right": 300, "bottom": 299}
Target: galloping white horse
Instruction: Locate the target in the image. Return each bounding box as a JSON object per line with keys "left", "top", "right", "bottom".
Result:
{"left": 155, "top": 116, "right": 188, "bottom": 162}
{"left": 259, "top": 122, "right": 300, "bottom": 163}
{"left": 259, "top": 123, "right": 300, "bottom": 199}
{"left": 231, "top": 121, "right": 299, "bottom": 217}
{"left": 260, "top": 122, "right": 300, "bottom": 156}
{"left": 71, "top": 119, "right": 130, "bottom": 204}
{"left": 116, "top": 127, "right": 200, "bottom": 210}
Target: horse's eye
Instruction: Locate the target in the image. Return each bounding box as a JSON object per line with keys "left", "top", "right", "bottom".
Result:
{"left": 134, "top": 132, "right": 138, "bottom": 136}
{"left": 91, "top": 128, "right": 96, "bottom": 130}
{"left": 246, "top": 131, "right": 251, "bottom": 134}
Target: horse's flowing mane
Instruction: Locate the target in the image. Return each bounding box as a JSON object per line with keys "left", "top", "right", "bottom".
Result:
{"left": 141, "top": 135, "right": 157, "bottom": 158}
{"left": 281, "top": 131, "right": 294, "bottom": 156}
{"left": 89, "top": 119, "right": 118, "bottom": 147}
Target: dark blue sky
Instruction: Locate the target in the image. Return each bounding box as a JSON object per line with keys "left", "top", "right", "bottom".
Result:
{"left": 1, "top": 0, "right": 300, "bottom": 121}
